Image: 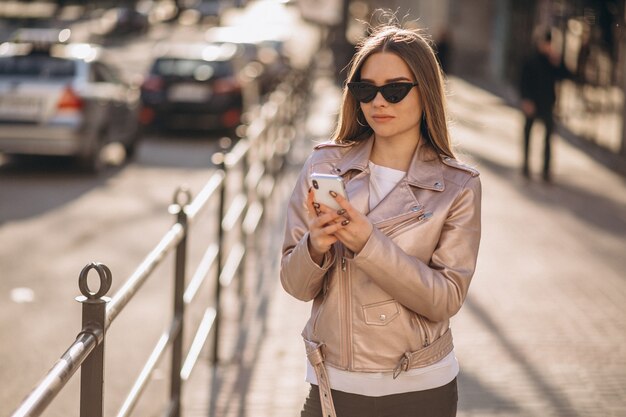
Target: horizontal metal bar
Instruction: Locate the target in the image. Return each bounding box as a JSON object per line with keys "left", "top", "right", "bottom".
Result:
{"left": 11, "top": 332, "right": 97, "bottom": 417}
{"left": 106, "top": 224, "right": 184, "bottom": 330}
{"left": 221, "top": 194, "right": 247, "bottom": 232}
{"left": 183, "top": 243, "right": 219, "bottom": 305}
{"left": 186, "top": 171, "right": 225, "bottom": 221}
{"left": 180, "top": 308, "right": 217, "bottom": 381}
{"left": 219, "top": 242, "right": 246, "bottom": 287}
{"left": 243, "top": 202, "right": 263, "bottom": 236}
{"left": 224, "top": 139, "right": 250, "bottom": 168}
{"left": 115, "top": 318, "right": 182, "bottom": 417}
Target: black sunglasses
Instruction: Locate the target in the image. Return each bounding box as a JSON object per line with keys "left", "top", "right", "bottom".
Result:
{"left": 347, "top": 81, "right": 419, "bottom": 103}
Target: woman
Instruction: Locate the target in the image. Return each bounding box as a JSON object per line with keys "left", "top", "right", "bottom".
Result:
{"left": 280, "top": 22, "right": 481, "bottom": 417}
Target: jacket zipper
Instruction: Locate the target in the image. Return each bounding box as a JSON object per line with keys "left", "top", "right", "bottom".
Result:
{"left": 386, "top": 212, "right": 432, "bottom": 237}
{"left": 338, "top": 245, "right": 352, "bottom": 368}
{"left": 374, "top": 206, "right": 424, "bottom": 230}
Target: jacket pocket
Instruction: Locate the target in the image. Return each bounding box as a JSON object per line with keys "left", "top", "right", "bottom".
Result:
{"left": 362, "top": 300, "right": 400, "bottom": 326}
{"left": 412, "top": 313, "right": 433, "bottom": 347}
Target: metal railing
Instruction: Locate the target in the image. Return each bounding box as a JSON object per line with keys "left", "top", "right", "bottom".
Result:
{"left": 10, "top": 70, "right": 308, "bottom": 417}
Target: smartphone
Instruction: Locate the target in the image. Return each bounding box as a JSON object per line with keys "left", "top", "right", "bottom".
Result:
{"left": 310, "top": 173, "right": 348, "bottom": 211}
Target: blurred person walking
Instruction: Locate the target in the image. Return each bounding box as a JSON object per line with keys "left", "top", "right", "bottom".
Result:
{"left": 519, "top": 29, "right": 571, "bottom": 182}
{"left": 280, "top": 19, "right": 481, "bottom": 417}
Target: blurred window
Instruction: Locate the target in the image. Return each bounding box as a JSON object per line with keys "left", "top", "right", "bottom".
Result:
{"left": 151, "top": 58, "right": 233, "bottom": 79}
{"left": 0, "top": 56, "right": 75, "bottom": 78}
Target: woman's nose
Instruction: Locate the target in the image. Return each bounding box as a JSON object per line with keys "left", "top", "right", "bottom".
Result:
{"left": 371, "top": 91, "right": 388, "bottom": 106}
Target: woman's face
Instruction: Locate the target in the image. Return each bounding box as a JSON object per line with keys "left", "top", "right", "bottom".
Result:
{"left": 358, "top": 52, "right": 422, "bottom": 143}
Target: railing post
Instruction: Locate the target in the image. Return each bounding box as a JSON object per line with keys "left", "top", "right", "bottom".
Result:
{"left": 76, "top": 262, "right": 112, "bottom": 417}
{"left": 211, "top": 151, "right": 227, "bottom": 365}
{"left": 168, "top": 187, "right": 192, "bottom": 417}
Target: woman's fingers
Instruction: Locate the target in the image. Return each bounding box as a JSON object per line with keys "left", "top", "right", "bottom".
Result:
{"left": 331, "top": 193, "right": 356, "bottom": 218}
{"left": 327, "top": 191, "right": 373, "bottom": 253}
{"left": 306, "top": 188, "right": 319, "bottom": 219}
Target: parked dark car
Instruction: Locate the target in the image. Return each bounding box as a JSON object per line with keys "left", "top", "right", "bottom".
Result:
{"left": 139, "top": 42, "right": 243, "bottom": 132}
{"left": 204, "top": 26, "right": 291, "bottom": 95}
{"left": 0, "top": 29, "right": 142, "bottom": 172}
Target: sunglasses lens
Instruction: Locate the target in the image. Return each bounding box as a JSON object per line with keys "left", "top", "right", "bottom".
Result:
{"left": 381, "top": 84, "right": 412, "bottom": 103}
{"left": 348, "top": 83, "right": 377, "bottom": 102}
{"left": 348, "top": 82, "right": 416, "bottom": 103}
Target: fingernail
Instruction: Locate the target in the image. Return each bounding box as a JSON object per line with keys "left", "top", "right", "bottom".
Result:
{"left": 313, "top": 202, "right": 320, "bottom": 208}
{"left": 337, "top": 209, "right": 346, "bottom": 215}
{"left": 329, "top": 191, "right": 338, "bottom": 198}
{"left": 341, "top": 219, "right": 350, "bottom": 226}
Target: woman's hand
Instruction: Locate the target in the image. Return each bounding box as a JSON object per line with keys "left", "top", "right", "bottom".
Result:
{"left": 306, "top": 188, "right": 344, "bottom": 264}
{"left": 327, "top": 192, "right": 373, "bottom": 254}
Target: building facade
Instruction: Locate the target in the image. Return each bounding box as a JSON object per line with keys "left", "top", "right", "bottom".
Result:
{"left": 356, "top": 0, "right": 626, "bottom": 159}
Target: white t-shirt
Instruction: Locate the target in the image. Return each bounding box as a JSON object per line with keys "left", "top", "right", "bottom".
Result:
{"left": 305, "top": 161, "right": 459, "bottom": 396}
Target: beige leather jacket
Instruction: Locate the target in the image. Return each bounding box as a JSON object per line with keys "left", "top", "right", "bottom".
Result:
{"left": 280, "top": 136, "right": 481, "bottom": 375}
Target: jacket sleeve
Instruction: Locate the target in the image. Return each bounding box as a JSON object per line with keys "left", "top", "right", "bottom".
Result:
{"left": 280, "top": 157, "right": 336, "bottom": 301}
{"left": 353, "top": 175, "right": 482, "bottom": 322}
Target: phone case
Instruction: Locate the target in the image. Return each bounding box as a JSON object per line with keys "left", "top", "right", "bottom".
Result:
{"left": 310, "top": 173, "right": 347, "bottom": 211}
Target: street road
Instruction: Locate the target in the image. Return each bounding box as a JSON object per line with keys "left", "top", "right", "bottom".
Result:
{"left": 0, "top": 133, "right": 226, "bottom": 416}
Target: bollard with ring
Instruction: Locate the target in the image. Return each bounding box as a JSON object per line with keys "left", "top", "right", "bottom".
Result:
{"left": 75, "top": 262, "right": 112, "bottom": 417}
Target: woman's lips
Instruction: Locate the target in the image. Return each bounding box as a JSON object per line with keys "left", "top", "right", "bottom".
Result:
{"left": 371, "top": 114, "right": 394, "bottom": 122}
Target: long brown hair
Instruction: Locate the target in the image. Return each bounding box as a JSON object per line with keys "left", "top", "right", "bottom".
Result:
{"left": 332, "top": 23, "right": 455, "bottom": 159}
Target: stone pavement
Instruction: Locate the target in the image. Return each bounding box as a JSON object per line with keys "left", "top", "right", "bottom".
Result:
{"left": 185, "top": 68, "right": 626, "bottom": 417}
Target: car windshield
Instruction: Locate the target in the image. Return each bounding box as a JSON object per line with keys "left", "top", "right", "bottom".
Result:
{"left": 152, "top": 58, "right": 232, "bottom": 79}
{"left": 0, "top": 55, "right": 76, "bottom": 78}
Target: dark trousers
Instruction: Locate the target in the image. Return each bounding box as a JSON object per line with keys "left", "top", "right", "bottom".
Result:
{"left": 300, "top": 378, "right": 458, "bottom": 417}
{"left": 523, "top": 113, "right": 554, "bottom": 179}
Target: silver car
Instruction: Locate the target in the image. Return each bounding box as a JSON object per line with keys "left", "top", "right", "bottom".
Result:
{"left": 0, "top": 34, "right": 142, "bottom": 172}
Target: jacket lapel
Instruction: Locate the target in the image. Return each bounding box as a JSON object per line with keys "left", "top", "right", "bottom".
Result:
{"left": 334, "top": 136, "right": 445, "bottom": 224}
{"left": 367, "top": 179, "right": 421, "bottom": 225}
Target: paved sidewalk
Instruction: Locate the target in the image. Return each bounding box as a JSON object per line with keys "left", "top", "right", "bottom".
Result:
{"left": 187, "top": 71, "right": 626, "bottom": 417}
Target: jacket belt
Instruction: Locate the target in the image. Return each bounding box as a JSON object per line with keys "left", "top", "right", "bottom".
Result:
{"left": 304, "top": 328, "right": 453, "bottom": 412}
{"left": 304, "top": 339, "right": 337, "bottom": 417}
{"left": 393, "top": 328, "right": 454, "bottom": 378}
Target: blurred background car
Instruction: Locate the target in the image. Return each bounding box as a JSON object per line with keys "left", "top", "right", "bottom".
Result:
{"left": 139, "top": 42, "right": 243, "bottom": 133}
{"left": 0, "top": 28, "right": 142, "bottom": 172}
{"left": 205, "top": 26, "right": 291, "bottom": 95}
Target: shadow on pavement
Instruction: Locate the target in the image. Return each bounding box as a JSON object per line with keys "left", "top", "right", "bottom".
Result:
{"left": 0, "top": 155, "right": 120, "bottom": 224}
{"left": 463, "top": 297, "right": 583, "bottom": 417}
{"left": 208, "top": 220, "right": 280, "bottom": 417}
{"left": 458, "top": 370, "right": 520, "bottom": 413}
{"left": 469, "top": 151, "right": 626, "bottom": 240}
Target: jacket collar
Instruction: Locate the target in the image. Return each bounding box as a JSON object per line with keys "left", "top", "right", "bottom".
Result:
{"left": 335, "top": 135, "right": 445, "bottom": 192}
